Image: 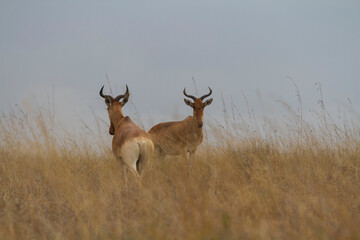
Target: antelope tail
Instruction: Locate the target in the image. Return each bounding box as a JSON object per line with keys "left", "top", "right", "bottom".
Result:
{"left": 136, "top": 140, "right": 154, "bottom": 176}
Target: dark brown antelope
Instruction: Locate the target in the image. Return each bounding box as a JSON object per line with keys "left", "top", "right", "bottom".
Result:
{"left": 148, "top": 87, "right": 213, "bottom": 159}
{"left": 100, "top": 85, "right": 154, "bottom": 177}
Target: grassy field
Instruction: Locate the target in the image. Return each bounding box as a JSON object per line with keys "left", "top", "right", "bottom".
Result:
{"left": 0, "top": 102, "right": 359, "bottom": 240}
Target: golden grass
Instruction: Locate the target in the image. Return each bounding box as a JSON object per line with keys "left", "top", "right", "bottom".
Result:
{"left": 0, "top": 103, "right": 359, "bottom": 240}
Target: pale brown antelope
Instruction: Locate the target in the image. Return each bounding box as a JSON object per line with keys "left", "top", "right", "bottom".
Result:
{"left": 100, "top": 85, "right": 154, "bottom": 177}
{"left": 148, "top": 87, "right": 213, "bottom": 159}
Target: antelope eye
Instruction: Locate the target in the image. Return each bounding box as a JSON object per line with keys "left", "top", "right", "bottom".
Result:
{"left": 105, "top": 99, "right": 110, "bottom": 104}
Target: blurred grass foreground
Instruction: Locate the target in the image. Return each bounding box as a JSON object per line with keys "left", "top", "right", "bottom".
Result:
{"left": 0, "top": 95, "right": 359, "bottom": 240}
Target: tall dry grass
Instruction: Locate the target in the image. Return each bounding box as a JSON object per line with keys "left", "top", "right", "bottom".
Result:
{"left": 0, "top": 95, "right": 359, "bottom": 240}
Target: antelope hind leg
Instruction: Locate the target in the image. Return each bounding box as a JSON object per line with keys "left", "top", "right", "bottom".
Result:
{"left": 121, "top": 141, "right": 141, "bottom": 177}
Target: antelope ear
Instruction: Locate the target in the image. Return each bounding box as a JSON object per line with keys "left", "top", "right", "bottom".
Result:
{"left": 184, "top": 99, "right": 194, "bottom": 107}
{"left": 121, "top": 94, "right": 130, "bottom": 107}
{"left": 204, "top": 98, "right": 213, "bottom": 107}
{"left": 105, "top": 98, "right": 111, "bottom": 108}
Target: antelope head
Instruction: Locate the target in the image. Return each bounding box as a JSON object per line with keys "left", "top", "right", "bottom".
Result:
{"left": 99, "top": 85, "right": 130, "bottom": 135}
{"left": 183, "top": 87, "right": 213, "bottom": 128}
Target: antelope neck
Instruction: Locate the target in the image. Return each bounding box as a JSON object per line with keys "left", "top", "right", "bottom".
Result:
{"left": 111, "top": 111, "right": 125, "bottom": 129}
{"left": 189, "top": 116, "right": 203, "bottom": 129}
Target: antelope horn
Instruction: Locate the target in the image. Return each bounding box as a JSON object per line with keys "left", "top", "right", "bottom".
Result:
{"left": 183, "top": 88, "right": 197, "bottom": 101}
{"left": 200, "top": 87, "right": 212, "bottom": 100}
{"left": 99, "top": 85, "right": 113, "bottom": 99}
{"left": 115, "top": 85, "right": 129, "bottom": 101}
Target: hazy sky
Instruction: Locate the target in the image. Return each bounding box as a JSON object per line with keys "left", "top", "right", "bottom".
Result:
{"left": 1, "top": 0, "right": 359, "bottom": 132}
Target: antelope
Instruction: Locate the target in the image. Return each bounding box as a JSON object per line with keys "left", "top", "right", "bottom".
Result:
{"left": 148, "top": 87, "right": 213, "bottom": 160}
{"left": 99, "top": 85, "right": 154, "bottom": 177}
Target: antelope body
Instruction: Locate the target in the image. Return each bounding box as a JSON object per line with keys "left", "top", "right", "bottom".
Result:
{"left": 100, "top": 85, "right": 154, "bottom": 176}
{"left": 148, "top": 87, "right": 213, "bottom": 159}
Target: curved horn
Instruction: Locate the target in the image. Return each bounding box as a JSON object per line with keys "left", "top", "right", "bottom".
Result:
{"left": 99, "top": 85, "right": 105, "bottom": 98}
{"left": 200, "top": 87, "right": 213, "bottom": 100}
{"left": 183, "top": 88, "right": 197, "bottom": 101}
{"left": 115, "top": 85, "right": 129, "bottom": 101}
{"left": 99, "top": 85, "right": 113, "bottom": 99}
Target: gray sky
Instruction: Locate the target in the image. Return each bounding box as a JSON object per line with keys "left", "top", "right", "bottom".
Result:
{"left": 1, "top": 0, "right": 359, "bottom": 132}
